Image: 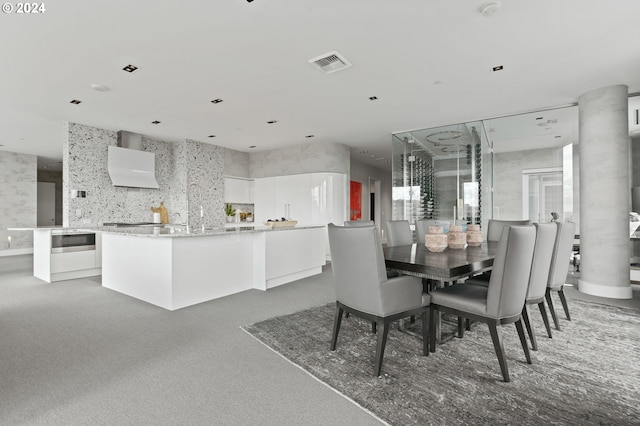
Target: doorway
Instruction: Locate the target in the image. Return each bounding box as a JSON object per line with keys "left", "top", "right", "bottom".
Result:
{"left": 522, "top": 168, "right": 563, "bottom": 223}
{"left": 37, "top": 181, "right": 56, "bottom": 226}
{"left": 369, "top": 177, "right": 381, "bottom": 224}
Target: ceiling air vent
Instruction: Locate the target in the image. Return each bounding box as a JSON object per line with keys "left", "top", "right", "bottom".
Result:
{"left": 308, "top": 50, "right": 352, "bottom": 74}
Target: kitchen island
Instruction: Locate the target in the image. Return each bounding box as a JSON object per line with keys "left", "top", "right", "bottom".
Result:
{"left": 101, "top": 225, "right": 326, "bottom": 310}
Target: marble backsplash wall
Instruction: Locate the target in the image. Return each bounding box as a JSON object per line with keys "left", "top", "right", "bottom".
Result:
{"left": 0, "top": 151, "right": 36, "bottom": 252}
{"left": 64, "top": 123, "right": 225, "bottom": 229}
{"left": 181, "top": 139, "right": 225, "bottom": 230}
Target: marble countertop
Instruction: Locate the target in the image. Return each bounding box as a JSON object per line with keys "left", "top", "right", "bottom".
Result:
{"left": 11, "top": 224, "right": 325, "bottom": 238}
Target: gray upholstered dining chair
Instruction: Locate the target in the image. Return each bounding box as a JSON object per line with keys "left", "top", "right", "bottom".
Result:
{"left": 385, "top": 220, "right": 413, "bottom": 247}
{"left": 486, "top": 219, "right": 532, "bottom": 242}
{"left": 546, "top": 221, "right": 576, "bottom": 331}
{"left": 327, "top": 223, "right": 430, "bottom": 377}
{"left": 344, "top": 220, "right": 374, "bottom": 227}
{"left": 466, "top": 223, "right": 557, "bottom": 351}
{"left": 429, "top": 225, "right": 536, "bottom": 382}
{"left": 415, "top": 219, "right": 436, "bottom": 245}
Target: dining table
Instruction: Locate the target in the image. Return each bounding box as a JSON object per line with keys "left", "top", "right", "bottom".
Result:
{"left": 383, "top": 241, "right": 498, "bottom": 283}
{"left": 383, "top": 241, "right": 498, "bottom": 339}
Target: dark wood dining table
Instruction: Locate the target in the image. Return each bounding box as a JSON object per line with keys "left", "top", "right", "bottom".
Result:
{"left": 383, "top": 241, "right": 498, "bottom": 338}
{"left": 383, "top": 241, "right": 498, "bottom": 283}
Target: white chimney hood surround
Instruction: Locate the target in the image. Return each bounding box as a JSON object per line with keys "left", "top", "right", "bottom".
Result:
{"left": 107, "top": 145, "right": 159, "bottom": 189}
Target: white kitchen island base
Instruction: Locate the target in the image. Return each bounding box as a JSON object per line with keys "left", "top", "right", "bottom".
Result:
{"left": 102, "top": 226, "right": 326, "bottom": 311}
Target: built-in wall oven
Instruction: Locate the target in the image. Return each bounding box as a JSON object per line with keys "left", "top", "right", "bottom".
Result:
{"left": 51, "top": 231, "right": 96, "bottom": 253}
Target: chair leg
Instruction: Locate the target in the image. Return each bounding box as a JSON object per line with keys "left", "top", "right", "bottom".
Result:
{"left": 488, "top": 321, "right": 510, "bottom": 382}
{"left": 515, "top": 319, "right": 532, "bottom": 364}
{"left": 465, "top": 318, "right": 471, "bottom": 331}
{"left": 372, "top": 322, "right": 377, "bottom": 334}
{"left": 457, "top": 316, "right": 464, "bottom": 338}
{"left": 538, "top": 302, "right": 552, "bottom": 338}
{"left": 546, "top": 289, "right": 561, "bottom": 331}
{"left": 345, "top": 312, "right": 350, "bottom": 318}
{"left": 374, "top": 319, "right": 390, "bottom": 377}
{"left": 429, "top": 307, "right": 438, "bottom": 353}
{"left": 331, "top": 306, "right": 344, "bottom": 351}
{"left": 421, "top": 311, "right": 430, "bottom": 356}
{"left": 558, "top": 287, "right": 571, "bottom": 321}
{"left": 410, "top": 315, "right": 416, "bottom": 323}
{"left": 521, "top": 305, "right": 537, "bottom": 351}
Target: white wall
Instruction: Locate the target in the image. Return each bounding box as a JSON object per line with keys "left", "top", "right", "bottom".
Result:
{"left": 0, "top": 151, "right": 36, "bottom": 253}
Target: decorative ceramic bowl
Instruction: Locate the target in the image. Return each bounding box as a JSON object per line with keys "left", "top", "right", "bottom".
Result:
{"left": 466, "top": 224, "right": 483, "bottom": 247}
{"left": 448, "top": 225, "right": 467, "bottom": 249}
{"left": 425, "top": 226, "right": 448, "bottom": 252}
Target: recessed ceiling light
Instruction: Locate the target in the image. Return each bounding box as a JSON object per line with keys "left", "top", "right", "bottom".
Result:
{"left": 555, "top": 135, "right": 562, "bottom": 138}
{"left": 370, "top": 154, "right": 375, "bottom": 158}
{"left": 70, "top": 99, "right": 82, "bottom": 104}
{"left": 91, "top": 83, "right": 109, "bottom": 92}
{"left": 305, "top": 135, "right": 315, "bottom": 138}
{"left": 267, "top": 120, "right": 278, "bottom": 124}
{"left": 536, "top": 117, "right": 544, "bottom": 120}
{"left": 207, "top": 135, "right": 216, "bottom": 138}
{"left": 151, "top": 120, "right": 161, "bottom": 124}
{"left": 123, "top": 64, "right": 138, "bottom": 73}
{"left": 249, "top": 145, "right": 256, "bottom": 148}
{"left": 369, "top": 96, "right": 378, "bottom": 101}
{"left": 211, "top": 99, "right": 223, "bottom": 104}
{"left": 492, "top": 65, "right": 504, "bottom": 72}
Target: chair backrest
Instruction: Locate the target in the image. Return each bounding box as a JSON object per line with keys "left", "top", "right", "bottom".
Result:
{"left": 487, "top": 219, "right": 532, "bottom": 242}
{"left": 548, "top": 221, "right": 576, "bottom": 289}
{"left": 344, "top": 220, "right": 374, "bottom": 227}
{"left": 526, "top": 223, "right": 558, "bottom": 302}
{"left": 486, "top": 225, "right": 536, "bottom": 319}
{"left": 415, "top": 220, "right": 436, "bottom": 243}
{"left": 328, "top": 224, "right": 387, "bottom": 314}
{"left": 385, "top": 220, "right": 413, "bottom": 247}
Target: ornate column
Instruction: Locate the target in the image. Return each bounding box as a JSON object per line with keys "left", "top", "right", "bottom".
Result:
{"left": 578, "top": 85, "right": 632, "bottom": 299}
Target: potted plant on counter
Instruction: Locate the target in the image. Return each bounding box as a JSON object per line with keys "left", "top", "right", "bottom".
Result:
{"left": 225, "top": 203, "right": 236, "bottom": 223}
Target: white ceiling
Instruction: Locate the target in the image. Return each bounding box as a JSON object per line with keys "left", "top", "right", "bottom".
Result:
{"left": 1, "top": 0, "right": 639, "bottom": 172}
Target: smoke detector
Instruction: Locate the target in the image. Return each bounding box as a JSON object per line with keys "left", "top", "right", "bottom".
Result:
{"left": 308, "top": 50, "right": 352, "bottom": 74}
{"left": 479, "top": 1, "right": 501, "bottom": 16}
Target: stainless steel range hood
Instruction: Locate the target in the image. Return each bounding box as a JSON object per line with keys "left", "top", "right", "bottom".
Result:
{"left": 107, "top": 131, "right": 159, "bottom": 189}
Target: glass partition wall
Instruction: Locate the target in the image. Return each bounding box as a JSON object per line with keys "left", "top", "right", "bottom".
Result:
{"left": 392, "top": 121, "right": 493, "bottom": 231}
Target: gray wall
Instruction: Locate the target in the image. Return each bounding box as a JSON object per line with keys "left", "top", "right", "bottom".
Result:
{"left": 249, "top": 142, "right": 349, "bottom": 178}
{"left": 349, "top": 158, "right": 392, "bottom": 232}
{"left": 493, "top": 147, "right": 563, "bottom": 221}
{"left": 0, "top": 151, "right": 36, "bottom": 253}
{"left": 224, "top": 149, "right": 250, "bottom": 178}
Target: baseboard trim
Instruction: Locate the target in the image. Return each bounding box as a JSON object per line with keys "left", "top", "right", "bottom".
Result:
{"left": 578, "top": 279, "right": 633, "bottom": 299}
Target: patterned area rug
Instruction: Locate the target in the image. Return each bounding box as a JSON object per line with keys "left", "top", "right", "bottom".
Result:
{"left": 242, "top": 299, "right": 640, "bottom": 425}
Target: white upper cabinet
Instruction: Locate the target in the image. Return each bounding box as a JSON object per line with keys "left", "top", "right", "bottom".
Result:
{"left": 224, "top": 177, "right": 254, "bottom": 204}
{"left": 253, "top": 172, "right": 346, "bottom": 227}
